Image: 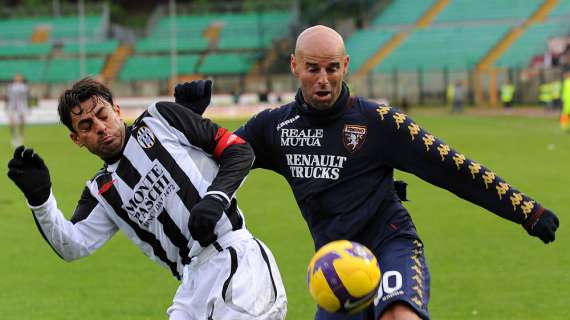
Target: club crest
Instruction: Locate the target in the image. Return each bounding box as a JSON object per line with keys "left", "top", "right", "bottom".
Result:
{"left": 136, "top": 125, "right": 155, "bottom": 149}
{"left": 343, "top": 125, "right": 367, "bottom": 153}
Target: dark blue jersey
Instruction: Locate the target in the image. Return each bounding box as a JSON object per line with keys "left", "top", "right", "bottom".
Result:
{"left": 236, "top": 84, "right": 542, "bottom": 250}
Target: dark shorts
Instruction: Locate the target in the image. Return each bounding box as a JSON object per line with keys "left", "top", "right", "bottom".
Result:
{"left": 315, "top": 235, "right": 430, "bottom": 320}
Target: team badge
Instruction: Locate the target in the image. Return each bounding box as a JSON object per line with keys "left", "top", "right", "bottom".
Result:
{"left": 342, "top": 125, "right": 367, "bottom": 153}
{"left": 136, "top": 125, "right": 155, "bottom": 149}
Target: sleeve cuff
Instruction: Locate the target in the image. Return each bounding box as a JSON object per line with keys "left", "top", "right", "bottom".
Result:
{"left": 27, "top": 191, "right": 55, "bottom": 214}
{"left": 204, "top": 191, "right": 230, "bottom": 207}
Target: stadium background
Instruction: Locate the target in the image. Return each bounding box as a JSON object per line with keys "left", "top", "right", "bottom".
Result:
{"left": 0, "top": 0, "right": 569, "bottom": 319}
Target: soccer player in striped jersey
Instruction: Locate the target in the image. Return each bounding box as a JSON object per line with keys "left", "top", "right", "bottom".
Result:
{"left": 187, "top": 25, "right": 559, "bottom": 320}
{"left": 7, "top": 77, "right": 287, "bottom": 320}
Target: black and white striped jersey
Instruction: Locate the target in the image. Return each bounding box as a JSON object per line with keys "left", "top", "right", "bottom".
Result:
{"left": 30, "top": 101, "right": 254, "bottom": 279}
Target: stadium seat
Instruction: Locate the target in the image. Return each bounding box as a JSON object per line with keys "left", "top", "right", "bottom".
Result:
{"left": 119, "top": 55, "right": 199, "bottom": 81}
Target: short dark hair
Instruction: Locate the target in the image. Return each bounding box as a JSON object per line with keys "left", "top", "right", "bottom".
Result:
{"left": 58, "top": 77, "right": 114, "bottom": 132}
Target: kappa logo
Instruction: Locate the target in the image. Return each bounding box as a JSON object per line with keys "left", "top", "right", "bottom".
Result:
{"left": 343, "top": 125, "right": 367, "bottom": 153}
{"left": 136, "top": 125, "right": 155, "bottom": 149}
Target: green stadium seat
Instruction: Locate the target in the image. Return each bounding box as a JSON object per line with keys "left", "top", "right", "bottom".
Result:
{"left": 345, "top": 28, "right": 396, "bottom": 72}
{"left": 435, "top": 0, "right": 542, "bottom": 23}
{"left": 0, "top": 15, "right": 104, "bottom": 42}
{"left": 0, "top": 43, "right": 51, "bottom": 57}
{"left": 197, "top": 53, "right": 257, "bottom": 75}
{"left": 135, "top": 38, "right": 209, "bottom": 53}
{"left": 375, "top": 24, "right": 511, "bottom": 72}
{"left": 0, "top": 59, "right": 46, "bottom": 82}
{"left": 136, "top": 11, "right": 291, "bottom": 53}
{"left": 496, "top": 21, "right": 570, "bottom": 68}
{"left": 43, "top": 58, "right": 105, "bottom": 83}
{"left": 373, "top": 0, "right": 436, "bottom": 26}
{"left": 62, "top": 40, "right": 119, "bottom": 55}
{"left": 549, "top": 0, "right": 570, "bottom": 17}
{"left": 119, "top": 55, "right": 199, "bottom": 81}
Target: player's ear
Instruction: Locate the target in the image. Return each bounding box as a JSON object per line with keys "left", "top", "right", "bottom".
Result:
{"left": 290, "top": 54, "right": 299, "bottom": 78}
{"left": 343, "top": 55, "right": 350, "bottom": 76}
{"left": 69, "top": 132, "right": 82, "bottom": 147}
{"left": 113, "top": 104, "right": 122, "bottom": 118}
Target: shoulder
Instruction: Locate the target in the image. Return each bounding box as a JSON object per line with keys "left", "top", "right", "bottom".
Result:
{"left": 90, "top": 167, "right": 107, "bottom": 181}
{"left": 88, "top": 167, "right": 108, "bottom": 186}
{"left": 247, "top": 102, "right": 296, "bottom": 126}
{"left": 351, "top": 98, "right": 413, "bottom": 130}
{"left": 147, "top": 101, "right": 187, "bottom": 118}
{"left": 352, "top": 97, "right": 399, "bottom": 118}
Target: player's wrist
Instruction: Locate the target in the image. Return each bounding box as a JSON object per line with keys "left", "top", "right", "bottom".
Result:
{"left": 202, "top": 194, "right": 229, "bottom": 210}
{"left": 24, "top": 188, "right": 51, "bottom": 209}
{"left": 26, "top": 184, "right": 52, "bottom": 207}
{"left": 522, "top": 206, "right": 545, "bottom": 233}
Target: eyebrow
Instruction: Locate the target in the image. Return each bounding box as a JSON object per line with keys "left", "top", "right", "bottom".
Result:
{"left": 305, "top": 62, "right": 341, "bottom": 68}
{"left": 76, "top": 106, "right": 106, "bottom": 128}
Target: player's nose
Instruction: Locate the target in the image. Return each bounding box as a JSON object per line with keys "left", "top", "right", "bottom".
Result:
{"left": 92, "top": 118, "right": 106, "bottom": 134}
{"left": 316, "top": 69, "right": 329, "bottom": 84}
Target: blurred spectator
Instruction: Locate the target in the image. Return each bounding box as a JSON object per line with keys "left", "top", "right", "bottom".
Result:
{"left": 561, "top": 70, "right": 570, "bottom": 131}
{"left": 551, "top": 79, "right": 562, "bottom": 110}
{"left": 539, "top": 82, "right": 553, "bottom": 109}
{"left": 500, "top": 80, "right": 515, "bottom": 109}
{"left": 231, "top": 90, "right": 241, "bottom": 105}
{"left": 446, "top": 83, "right": 454, "bottom": 107}
{"left": 400, "top": 95, "right": 410, "bottom": 113}
{"left": 258, "top": 90, "right": 269, "bottom": 103}
{"left": 6, "top": 74, "right": 29, "bottom": 148}
{"left": 452, "top": 80, "right": 465, "bottom": 113}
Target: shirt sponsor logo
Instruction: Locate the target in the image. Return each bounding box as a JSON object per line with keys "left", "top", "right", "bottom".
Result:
{"left": 136, "top": 125, "right": 155, "bottom": 149}
{"left": 123, "top": 160, "right": 179, "bottom": 228}
{"left": 286, "top": 153, "right": 347, "bottom": 180}
{"left": 276, "top": 115, "right": 300, "bottom": 130}
{"left": 281, "top": 128, "right": 323, "bottom": 147}
{"left": 343, "top": 124, "right": 367, "bottom": 153}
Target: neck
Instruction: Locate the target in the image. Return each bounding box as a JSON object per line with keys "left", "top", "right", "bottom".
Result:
{"left": 103, "top": 123, "right": 129, "bottom": 165}
{"left": 295, "top": 83, "right": 351, "bottom": 125}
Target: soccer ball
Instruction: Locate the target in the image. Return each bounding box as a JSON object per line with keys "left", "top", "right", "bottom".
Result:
{"left": 307, "top": 240, "right": 381, "bottom": 314}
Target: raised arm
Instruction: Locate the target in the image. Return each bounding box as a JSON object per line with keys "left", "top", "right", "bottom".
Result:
{"left": 371, "top": 106, "right": 559, "bottom": 243}
{"left": 7, "top": 147, "right": 118, "bottom": 260}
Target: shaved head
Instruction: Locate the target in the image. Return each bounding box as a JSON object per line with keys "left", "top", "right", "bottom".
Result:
{"left": 294, "top": 25, "right": 346, "bottom": 57}
{"left": 291, "top": 25, "right": 350, "bottom": 110}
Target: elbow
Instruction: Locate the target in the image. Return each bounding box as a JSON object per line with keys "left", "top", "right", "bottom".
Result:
{"left": 55, "top": 245, "right": 89, "bottom": 262}
{"left": 244, "top": 142, "right": 255, "bottom": 168}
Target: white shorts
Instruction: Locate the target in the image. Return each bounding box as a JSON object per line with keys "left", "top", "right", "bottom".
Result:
{"left": 167, "top": 229, "right": 287, "bottom": 320}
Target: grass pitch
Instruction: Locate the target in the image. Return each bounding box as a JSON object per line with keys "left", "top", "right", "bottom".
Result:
{"left": 0, "top": 111, "right": 568, "bottom": 319}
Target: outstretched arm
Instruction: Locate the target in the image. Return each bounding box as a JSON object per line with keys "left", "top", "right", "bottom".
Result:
{"left": 8, "top": 147, "right": 118, "bottom": 260}
{"left": 371, "top": 106, "right": 559, "bottom": 243}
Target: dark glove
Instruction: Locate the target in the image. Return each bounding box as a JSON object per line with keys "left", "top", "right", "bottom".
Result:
{"left": 394, "top": 180, "right": 408, "bottom": 201}
{"left": 189, "top": 195, "right": 227, "bottom": 247}
{"left": 7, "top": 146, "right": 52, "bottom": 206}
{"left": 174, "top": 80, "right": 212, "bottom": 115}
{"left": 523, "top": 207, "right": 559, "bottom": 244}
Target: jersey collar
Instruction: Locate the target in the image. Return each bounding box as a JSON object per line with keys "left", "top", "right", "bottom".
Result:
{"left": 103, "top": 123, "right": 131, "bottom": 166}
{"left": 295, "top": 82, "right": 351, "bottom": 125}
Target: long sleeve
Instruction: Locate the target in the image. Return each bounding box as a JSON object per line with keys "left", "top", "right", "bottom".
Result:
{"left": 235, "top": 108, "right": 280, "bottom": 171}
{"left": 29, "top": 187, "right": 118, "bottom": 261}
{"left": 371, "top": 105, "right": 542, "bottom": 225}
{"left": 148, "top": 101, "right": 254, "bottom": 203}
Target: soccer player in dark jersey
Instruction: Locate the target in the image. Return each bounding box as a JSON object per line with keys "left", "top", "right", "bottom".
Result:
{"left": 7, "top": 78, "right": 287, "bottom": 320}
{"left": 184, "top": 25, "right": 559, "bottom": 320}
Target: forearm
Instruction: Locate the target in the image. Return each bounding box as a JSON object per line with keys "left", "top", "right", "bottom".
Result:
{"left": 378, "top": 106, "right": 542, "bottom": 225}
{"left": 30, "top": 193, "right": 110, "bottom": 261}
{"left": 207, "top": 142, "right": 255, "bottom": 202}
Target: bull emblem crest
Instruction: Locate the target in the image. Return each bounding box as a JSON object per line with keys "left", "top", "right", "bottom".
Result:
{"left": 342, "top": 125, "right": 367, "bottom": 153}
